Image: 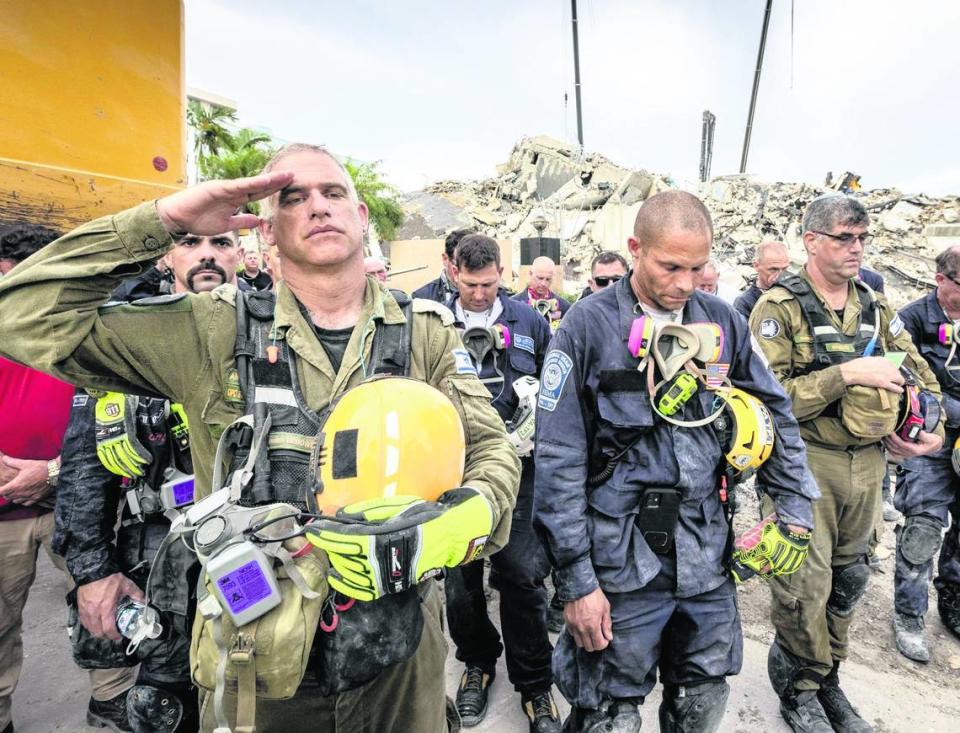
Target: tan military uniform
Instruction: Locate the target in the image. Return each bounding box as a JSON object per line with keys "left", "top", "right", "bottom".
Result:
{"left": 750, "top": 268, "right": 943, "bottom": 689}
{"left": 0, "top": 201, "right": 521, "bottom": 732}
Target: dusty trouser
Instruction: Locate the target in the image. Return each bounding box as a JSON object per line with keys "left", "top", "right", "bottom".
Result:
{"left": 766, "top": 443, "right": 883, "bottom": 691}
{"left": 893, "top": 431, "right": 959, "bottom": 617}
{"left": 0, "top": 512, "right": 136, "bottom": 729}
{"left": 198, "top": 583, "right": 449, "bottom": 733}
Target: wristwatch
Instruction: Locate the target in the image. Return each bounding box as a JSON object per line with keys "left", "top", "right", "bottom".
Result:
{"left": 47, "top": 458, "right": 60, "bottom": 488}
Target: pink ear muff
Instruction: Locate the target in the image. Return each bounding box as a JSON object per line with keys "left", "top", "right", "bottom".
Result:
{"left": 940, "top": 323, "right": 953, "bottom": 346}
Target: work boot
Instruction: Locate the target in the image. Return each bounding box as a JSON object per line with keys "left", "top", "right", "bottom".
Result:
{"left": 779, "top": 691, "right": 833, "bottom": 733}
{"left": 937, "top": 584, "right": 960, "bottom": 640}
{"left": 893, "top": 612, "right": 930, "bottom": 662}
{"left": 564, "top": 700, "right": 641, "bottom": 733}
{"left": 547, "top": 592, "right": 565, "bottom": 633}
{"left": 817, "top": 663, "right": 874, "bottom": 733}
{"left": 455, "top": 665, "right": 494, "bottom": 727}
{"left": 522, "top": 691, "right": 562, "bottom": 733}
{"left": 87, "top": 691, "right": 133, "bottom": 732}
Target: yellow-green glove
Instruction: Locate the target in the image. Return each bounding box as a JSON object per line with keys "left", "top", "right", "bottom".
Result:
{"left": 305, "top": 488, "right": 494, "bottom": 601}
{"left": 169, "top": 402, "right": 190, "bottom": 453}
{"left": 730, "top": 515, "right": 811, "bottom": 583}
{"left": 94, "top": 393, "right": 151, "bottom": 479}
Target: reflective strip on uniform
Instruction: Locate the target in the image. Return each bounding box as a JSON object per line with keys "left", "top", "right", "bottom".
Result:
{"left": 253, "top": 386, "right": 297, "bottom": 406}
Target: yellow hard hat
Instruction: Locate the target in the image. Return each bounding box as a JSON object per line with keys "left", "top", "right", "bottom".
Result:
{"left": 714, "top": 387, "right": 774, "bottom": 475}
{"left": 312, "top": 377, "right": 465, "bottom": 514}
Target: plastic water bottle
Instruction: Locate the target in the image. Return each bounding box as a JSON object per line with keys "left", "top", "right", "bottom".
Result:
{"left": 116, "top": 598, "right": 163, "bottom": 642}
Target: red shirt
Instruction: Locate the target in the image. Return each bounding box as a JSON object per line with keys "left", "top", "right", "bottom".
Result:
{"left": 0, "top": 356, "right": 75, "bottom": 518}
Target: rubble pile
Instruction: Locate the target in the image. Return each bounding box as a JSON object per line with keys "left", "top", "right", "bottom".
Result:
{"left": 397, "top": 136, "right": 960, "bottom": 306}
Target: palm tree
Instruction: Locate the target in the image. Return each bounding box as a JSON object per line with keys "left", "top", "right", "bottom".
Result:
{"left": 187, "top": 99, "right": 237, "bottom": 159}
{"left": 197, "top": 128, "right": 276, "bottom": 214}
{"left": 344, "top": 160, "right": 405, "bottom": 241}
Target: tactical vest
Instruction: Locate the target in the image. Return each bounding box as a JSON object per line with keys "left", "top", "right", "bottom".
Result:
{"left": 775, "top": 273, "right": 882, "bottom": 375}
{"left": 228, "top": 288, "right": 413, "bottom": 510}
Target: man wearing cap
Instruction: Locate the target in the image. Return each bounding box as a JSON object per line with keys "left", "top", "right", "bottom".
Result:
{"left": 534, "top": 190, "right": 817, "bottom": 733}
{"left": 750, "top": 194, "right": 943, "bottom": 733}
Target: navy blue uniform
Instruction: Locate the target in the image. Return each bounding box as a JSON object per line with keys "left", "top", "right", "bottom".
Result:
{"left": 412, "top": 273, "right": 457, "bottom": 305}
{"left": 894, "top": 292, "right": 960, "bottom": 617}
{"left": 533, "top": 277, "right": 816, "bottom": 708}
{"left": 444, "top": 291, "right": 555, "bottom": 696}
{"left": 733, "top": 283, "right": 763, "bottom": 320}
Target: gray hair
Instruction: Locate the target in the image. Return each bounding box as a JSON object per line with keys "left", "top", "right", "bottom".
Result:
{"left": 755, "top": 240, "right": 787, "bottom": 262}
{"left": 935, "top": 246, "right": 960, "bottom": 279}
{"left": 259, "top": 143, "right": 359, "bottom": 219}
{"left": 802, "top": 194, "right": 869, "bottom": 234}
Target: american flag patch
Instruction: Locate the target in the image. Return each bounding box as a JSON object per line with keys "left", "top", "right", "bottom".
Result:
{"left": 705, "top": 362, "right": 729, "bottom": 389}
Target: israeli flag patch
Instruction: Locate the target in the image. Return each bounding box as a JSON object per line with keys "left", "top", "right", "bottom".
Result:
{"left": 889, "top": 315, "right": 905, "bottom": 338}
{"left": 538, "top": 350, "right": 573, "bottom": 412}
{"left": 514, "top": 334, "right": 535, "bottom": 354}
{"left": 452, "top": 348, "right": 478, "bottom": 375}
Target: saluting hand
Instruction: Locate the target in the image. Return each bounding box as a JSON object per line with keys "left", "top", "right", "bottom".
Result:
{"left": 565, "top": 587, "right": 614, "bottom": 652}
{"left": 156, "top": 170, "right": 295, "bottom": 236}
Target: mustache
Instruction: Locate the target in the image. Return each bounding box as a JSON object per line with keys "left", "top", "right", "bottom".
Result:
{"left": 186, "top": 259, "right": 228, "bottom": 287}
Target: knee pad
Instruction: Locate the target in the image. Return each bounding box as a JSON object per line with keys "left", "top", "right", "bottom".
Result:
{"left": 826, "top": 560, "right": 870, "bottom": 618}
{"left": 567, "top": 701, "right": 641, "bottom": 733}
{"left": 767, "top": 642, "right": 809, "bottom": 701}
{"left": 126, "top": 685, "right": 186, "bottom": 733}
{"left": 898, "top": 515, "right": 944, "bottom": 565}
{"left": 658, "top": 680, "right": 729, "bottom": 733}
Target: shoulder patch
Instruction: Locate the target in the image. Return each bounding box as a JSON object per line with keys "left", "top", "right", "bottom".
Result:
{"left": 412, "top": 298, "right": 455, "bottom": 326}
{"left": 513, "top": 334, "right": 535, "bottom": 354}
{"left": 889, "top": 314, "right": 905, "bottom": 338}
{"left": 538, "top": 350, "right": 574, "bottom": 412}
{"left": 72, "top": 393, "right": 89, "bottom": 407}
{"left": 452, "top": 348, "right": 478, "bottom": 375}
{"left": 759, "top": 318, "right": 781, "bottom": 339}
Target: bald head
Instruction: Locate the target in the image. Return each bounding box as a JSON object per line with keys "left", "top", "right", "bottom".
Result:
{"left": 754, "top": 240, "right": 789, "bottom": 290}
{"left": 697, "top": 260, "right": 719, "bottom": 294}
{"left": 529, "top": 256, "right": 557, "bottom": 297}
{"left": 633, "top": 191, "right": 713, "bottom": 248}
{"left": 364, "top": 256, "right": 388, "bottom": 283}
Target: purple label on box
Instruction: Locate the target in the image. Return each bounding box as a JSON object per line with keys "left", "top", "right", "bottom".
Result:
{"left": 217, "top": 561, "right": 271, "bottom": 614}
{"left": 172, "top": 478, "right": 195, "bottom": 506}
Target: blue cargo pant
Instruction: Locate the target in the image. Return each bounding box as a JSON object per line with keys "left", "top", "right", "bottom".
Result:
{"left": 552, "top": 552, "right": 741, "bottom": 709}
{"left": 894, "top": 427, "right": 960, "bottom": 617}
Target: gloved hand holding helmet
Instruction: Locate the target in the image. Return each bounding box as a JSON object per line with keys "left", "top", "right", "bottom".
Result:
{"left": 304, "top": 377, "right": 491, "bottom": 601}
{"left": 94, "top": 392, "right": 152, "bottom": 479}
{"left": 306, "top": 487, "right": 494, "bottom": 601}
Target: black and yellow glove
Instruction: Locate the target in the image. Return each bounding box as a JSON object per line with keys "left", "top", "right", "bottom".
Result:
{"left": 305, "top": 488, "right": 494, "bottom": 601}
{"left": 730, "top": 516, "right": 811, "bottom": 583}
{"left": 94, "top": 392, "right": 151, "bottom": 479}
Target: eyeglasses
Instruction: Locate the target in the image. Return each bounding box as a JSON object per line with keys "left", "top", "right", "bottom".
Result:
{"left": 811, "top": 230, "right": 874, "bottom": 247}
{"left": 943, "top": 272, "right": 960, "bottom": 289}
{"left": 594, "top": 275, "right": 623, "bottom": 287}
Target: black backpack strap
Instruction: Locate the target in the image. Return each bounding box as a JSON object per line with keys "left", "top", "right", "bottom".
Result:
{"left": 370, "top": 290, "right": 414, "bottom": 377}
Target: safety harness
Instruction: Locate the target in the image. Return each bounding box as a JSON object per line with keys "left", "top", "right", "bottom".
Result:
{"left": 189, "top": 287, "right": 418, "bottom": 732}
{"left": 775, "top": 273, "right": 882, "bottom": 374}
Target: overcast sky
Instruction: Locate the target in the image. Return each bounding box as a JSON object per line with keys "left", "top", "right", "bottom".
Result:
{"left": 185, "top": 0, "right": 960, "bottom": 195}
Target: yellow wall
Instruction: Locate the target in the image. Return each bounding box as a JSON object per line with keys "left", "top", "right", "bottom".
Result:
{"left": 0, "top": 0, "right": 185, "bottom": 231}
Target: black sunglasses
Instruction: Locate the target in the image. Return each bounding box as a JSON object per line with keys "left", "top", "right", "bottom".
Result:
{"left": 594, "top": 275, "right": 623, "bottom": 287}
